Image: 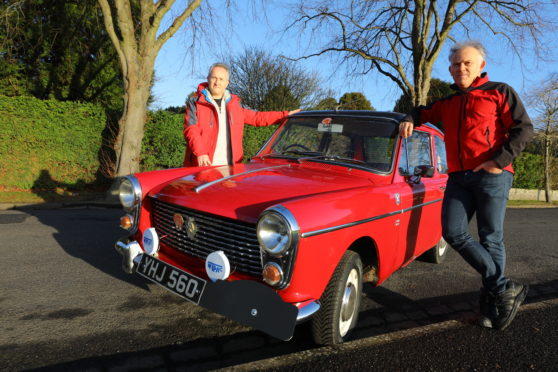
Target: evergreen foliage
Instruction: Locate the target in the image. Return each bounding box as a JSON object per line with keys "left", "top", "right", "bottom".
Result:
{"left": 314, "top": 97, "right": 339, "bottom": 110}
{"left": 0, "top": 95, "right": 106, "bottom": 190}
{"left": 512, "top": 152, "right": 556, "bottom": 189}
{"left": 0, "top": 0, "right": 124, "bottom": 111}
{"left": 338, "top": 92, "right": 374, "bottom": 110}
{"left": 141, "top": 111, "right": 185, "bottom": 170}
{"left": 393, "top": 78, "right": 454, "bottom": 114}
{"left": 0, "top": 96, "right": 554, "bottom": 192}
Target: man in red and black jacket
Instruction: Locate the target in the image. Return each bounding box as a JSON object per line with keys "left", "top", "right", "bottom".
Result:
{"left": 399, "top": 41, "right": 533, "bottom": 331}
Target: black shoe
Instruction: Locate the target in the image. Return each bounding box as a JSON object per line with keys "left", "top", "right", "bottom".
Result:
{"left": 494, "top": 281, "right": 529, "bottom": 330}
{"left": 478, "top": 287, "right": 497, "bottom": 328}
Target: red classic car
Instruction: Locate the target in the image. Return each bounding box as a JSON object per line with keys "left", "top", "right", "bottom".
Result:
{"left": 115, "top": 111, "right": 448, "bottom": 345}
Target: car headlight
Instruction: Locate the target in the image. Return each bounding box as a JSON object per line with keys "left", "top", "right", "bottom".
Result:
{"left": 257, "top": 212, "right": 292, "bottom": 256}
{"left": 119, "top": 176, "right": 141, "bottom": 210}
{"left": 257, "top": 206, "right": 300, "bottom": 289}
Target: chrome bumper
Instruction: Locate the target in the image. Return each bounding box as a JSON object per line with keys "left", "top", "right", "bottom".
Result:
{"left": 114, "top": 237, "right": 142, "bottom": 274}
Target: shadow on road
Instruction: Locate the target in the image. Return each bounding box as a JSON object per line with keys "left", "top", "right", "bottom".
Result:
{"left": 24, "top": 280, "right": 558, "bottom": 372}
{"left": 18, "top": 207, "right": 149, "bottom": 291}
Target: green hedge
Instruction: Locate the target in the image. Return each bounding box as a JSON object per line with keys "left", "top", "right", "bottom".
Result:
{"left": 512, "top": 152, "right": 557, "bottom": 189}
{"left": 141, "top": 111, "right": 185, "bottom": 170}
{"left": 140, "top": 112, "right": 279, "bottom": 170}
{"left": 243, "top": 125, "right": 279, "bottom": 160}
{"left": 0, "top": 95, "right": 106, "bottom": 190}
{"left": 1, "top": 95, "right": 553, "bottom": 192}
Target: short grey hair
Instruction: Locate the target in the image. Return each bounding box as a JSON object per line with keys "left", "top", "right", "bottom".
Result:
{"left": 207, "top": 62, "right": 230, "bottom": 79}
{"left": 448, "top": 41, "right": 486, "bottom": 62}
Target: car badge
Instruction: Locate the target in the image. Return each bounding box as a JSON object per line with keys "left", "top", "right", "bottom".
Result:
{"left": 173, "top": 213, "right": 185, "bottom": 230}
{"left": 395, "top": 193, "right": 401, "bottom": 205}
{"left": 186, "top": 217, "right": 198, "bottom": 240}
{"left": 321, "top": 117, "right": 333, "bottom": 125}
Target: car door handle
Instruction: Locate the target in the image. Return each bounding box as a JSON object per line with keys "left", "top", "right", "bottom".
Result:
{"left": 439, "top": 186, "right": 446, "bottom": 191}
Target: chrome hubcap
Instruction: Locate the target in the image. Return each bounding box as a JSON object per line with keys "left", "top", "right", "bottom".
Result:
{"left": 339, "top": 268, "right": 359, "bottom": 336}
{"left": 438, "top": 238, "right": 448, "bottom": 256}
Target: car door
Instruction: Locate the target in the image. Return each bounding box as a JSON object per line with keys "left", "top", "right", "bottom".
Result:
{"left": 394, "top": 130, "right": 444, "bottom": 264}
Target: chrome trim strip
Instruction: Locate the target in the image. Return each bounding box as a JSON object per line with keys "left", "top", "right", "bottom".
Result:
{"left": 296, "top": 300, "right": 321, "bottom": 323}
{"left": 194, "top": 165, "right": 289, "bottom": 193}
{"left": 301, "top": 198, "right": 443, "bottom": 238}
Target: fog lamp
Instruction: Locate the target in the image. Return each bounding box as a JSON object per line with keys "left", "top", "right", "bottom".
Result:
{"left": 262, "top": 262, "right": 284, "bottom": 286}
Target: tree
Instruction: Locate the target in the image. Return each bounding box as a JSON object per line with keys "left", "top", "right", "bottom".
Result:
{"left": 226, "top": 47, "right": 330, "bottom": 111}
{"left": 286, "top": 1, "right": 546, "bottom": 108}
{"left": 0, "top": 0, "right": 124, "bottom": 111}
{"left": 338, "top": 92, "right": 374, "bottom": 110}
{"left": 314, "top": 97, "right": 338, "bottom": 110}
{"left": 393, "top": 78, "right": 453, "bottom": 114}
{"left": 97, "top": 0, "right": 203, "bottom": 176}
{"left": 527, "top": 74, "right": 558, "bottom": 202}
{"left": 262, "top": 85, "right": 300, "bottom": 111}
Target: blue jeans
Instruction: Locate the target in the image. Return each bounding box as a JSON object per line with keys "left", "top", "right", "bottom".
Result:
{"left": 442, "top": 170, "right": 514, "bottom": 294}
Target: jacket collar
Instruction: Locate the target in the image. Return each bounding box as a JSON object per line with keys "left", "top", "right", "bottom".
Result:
{"left": 196, "top": 82, "right": 232, "bottom": 105}
{"left": 451, "top": 72, "right": 489, "bottom": 92}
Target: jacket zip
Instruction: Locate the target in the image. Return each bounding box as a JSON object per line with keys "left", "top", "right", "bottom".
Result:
{"left": 457, "top": 92, "right": 468, "bottom": 171}
{"left": 485, "top": 128, "right": 492, "bottom": 150}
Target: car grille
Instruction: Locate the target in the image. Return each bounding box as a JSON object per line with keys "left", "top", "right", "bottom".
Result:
{"left": 150, "top": 198, "right": 262, "bottom": 276}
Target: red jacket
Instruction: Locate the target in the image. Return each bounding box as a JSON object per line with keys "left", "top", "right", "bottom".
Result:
{"left": 404, "top": 73, "right": 533, "bottom": 174}
{"left": 183, "top": 83, "right": 289, "bottom": 166}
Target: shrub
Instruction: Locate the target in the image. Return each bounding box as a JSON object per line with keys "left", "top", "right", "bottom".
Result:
{"left": 243, "top": 125, "right": 279, "bottom": 161}
{"left": 0, "top": 95, "right": 106, "bottom": 190}
{"left": 141, "top": 111, "right": 185, "bottom": 170}
{"left": 512, "top": 152, "right": 545, "bottom": 189}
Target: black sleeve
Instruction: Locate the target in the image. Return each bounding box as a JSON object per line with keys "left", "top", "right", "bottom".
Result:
{"left": 492, "top": 85, "right": 534, "bottom": 168}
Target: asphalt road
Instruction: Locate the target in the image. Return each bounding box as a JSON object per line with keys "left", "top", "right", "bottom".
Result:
{"left": 0, "top": 206, "right": 556, "bottom": 371}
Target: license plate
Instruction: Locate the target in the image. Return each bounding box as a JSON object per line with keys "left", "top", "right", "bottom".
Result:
{"left": 137, "top": 255, "right": 206, "bottom": 305}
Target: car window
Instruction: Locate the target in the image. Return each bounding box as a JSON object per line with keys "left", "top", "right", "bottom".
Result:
{"left": 398, "top": 131, "right": 432, "bottom": 175}
{"left": 268, "top": 116, "right": 398, "bottom": 172}
{"left": 434, "top": 135, "right": 448, "bottom": 174}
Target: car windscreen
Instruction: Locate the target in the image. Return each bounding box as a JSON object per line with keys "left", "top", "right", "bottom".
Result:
{"left": 267, "top": 116, "right": 398, "bottom": 173}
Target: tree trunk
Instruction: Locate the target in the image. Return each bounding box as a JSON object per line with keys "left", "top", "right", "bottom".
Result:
{"left": 115, "top": 62, "right": 153, "bottom": 176}
{"left": 544, "top": 118, "right": 552, "bottom": 203}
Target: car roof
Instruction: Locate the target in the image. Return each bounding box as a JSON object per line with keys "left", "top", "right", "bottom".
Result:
{"left": 290, "top": 110, "right": 444, "bottom": 137}
{"left": 292, "top": 110, "right": 405, "bottom": 122}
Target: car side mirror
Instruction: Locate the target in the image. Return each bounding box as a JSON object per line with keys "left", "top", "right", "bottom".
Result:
{"left": 414, "top": 165, "right": 435, "bottom": 178}
{"left": 410, "top": 165, "right": 435, "bottom": 184}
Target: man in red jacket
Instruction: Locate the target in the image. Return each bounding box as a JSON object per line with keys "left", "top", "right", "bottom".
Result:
{"left": 183, "top": 63, "right": 300, "bottom": 166}
{"left": 399, "top": 41, "right": 533, "bottom": 330}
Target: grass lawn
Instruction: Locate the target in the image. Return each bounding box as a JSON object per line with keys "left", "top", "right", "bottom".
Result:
{"left": 0, "top": 189, "right": 106, "bottom": 204}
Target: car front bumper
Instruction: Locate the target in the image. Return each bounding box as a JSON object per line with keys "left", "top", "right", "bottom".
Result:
{"left": 115, "top": 237, "right": 319, "bottom": 341}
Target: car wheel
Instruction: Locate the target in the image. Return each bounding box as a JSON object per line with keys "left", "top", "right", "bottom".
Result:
{"left": 423, "top": 237, "right": 448, "bottom": 264}
{"left": 311, "top": 250, "right": 363, "bottom": 345}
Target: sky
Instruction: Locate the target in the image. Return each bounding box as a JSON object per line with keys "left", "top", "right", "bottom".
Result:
{"left": 151, "top": 1, "right": 558, "bottom": 117}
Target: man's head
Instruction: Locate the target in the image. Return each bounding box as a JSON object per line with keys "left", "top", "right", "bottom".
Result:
{"left": 448, "top": 41, "right": 486, "bottom": 90}
{"left": 207, "top": 63, "right": 230, "bottom": 99}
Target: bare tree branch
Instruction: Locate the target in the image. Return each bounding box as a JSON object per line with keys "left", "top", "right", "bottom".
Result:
{"left": 285, "top": 0, "right": 550, "bottom": 107}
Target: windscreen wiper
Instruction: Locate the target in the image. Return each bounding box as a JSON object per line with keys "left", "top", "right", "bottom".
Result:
{"left": 300, "top": 154, "right": 369, "bottom": 166}
{"left": 262, "top": 150, "right": 323, "bottom": 158}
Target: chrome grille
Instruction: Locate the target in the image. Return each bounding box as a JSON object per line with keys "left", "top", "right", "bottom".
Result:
{"left": 151, "top": 198, "right": 262, "bottom": 276}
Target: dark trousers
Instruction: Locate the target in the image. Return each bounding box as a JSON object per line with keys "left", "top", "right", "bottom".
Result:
{"left": 442, "top": 170, "right": 513, "bottom": 294}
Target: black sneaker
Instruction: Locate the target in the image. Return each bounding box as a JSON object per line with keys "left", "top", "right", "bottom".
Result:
{"left": 479, "top": 287, "right": 497, "bottom": 328}
{"left": 494, "top": 281, "right": 529, "bottom": 330}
